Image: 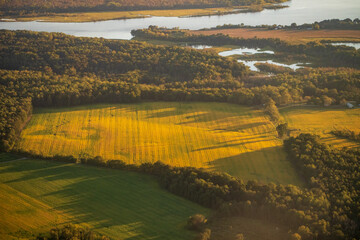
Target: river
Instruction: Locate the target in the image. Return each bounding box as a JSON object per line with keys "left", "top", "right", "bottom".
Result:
{"left": 0, "top": 0, "right": 359, "bottom": 39}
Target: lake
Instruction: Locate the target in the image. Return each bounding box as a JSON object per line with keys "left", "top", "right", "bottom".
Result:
{"left": 218, "top": 47, "right": 275, "bottom": 56}
{"left": 238, "top": 60, "right": 309, "bottom": 71}
{"left": 0, "top": 0, "right": 359, "bottom": 39}
{"left": 217, "top": 47, "right": 308, "bottom": 71}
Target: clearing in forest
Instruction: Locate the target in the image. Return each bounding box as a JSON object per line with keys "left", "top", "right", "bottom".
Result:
{"left": 18, "top": 102, "right": 301, "bottom": 185}
{"left": 280, "top": 106, "right": 360, "bottom": 148}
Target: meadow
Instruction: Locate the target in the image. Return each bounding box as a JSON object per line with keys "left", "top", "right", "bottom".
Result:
{"left": 18, "top": 102, "right": 301, "bottom": 185}
{"left": 280, "top": 106, "right": 360, "bottom": 149}
{"left": 194, "top": 29, "right": 360, "bottom": 44}
{"left": 0, "top": 154, "right": 209, "bottom": 240}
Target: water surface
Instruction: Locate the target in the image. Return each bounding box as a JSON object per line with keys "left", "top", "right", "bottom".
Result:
{"left": 219, "top": 47, "right": 274, "bottom": 56}
{"left": 188, "top": 45, "right": 213, "bottom": 49}
{"left": 238, "top": 60, "right": 308, "bottom": 71}
{"left": 218, "top": 47, "right": 308, "bottom": 71}
{"left": 329, "top": 42, "right": 360, "bottom": 49}
{"left": 0, "top": 0, "right": 359, "bottom": 39}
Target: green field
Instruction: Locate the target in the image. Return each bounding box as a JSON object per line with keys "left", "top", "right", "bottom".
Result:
{"left": 18, "top": 102, "right": 301, "bottom": 185}
{"left": 0, "top": 155, "right": 209, "bottom": 240}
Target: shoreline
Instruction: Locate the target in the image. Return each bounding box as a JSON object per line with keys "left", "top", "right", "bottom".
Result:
{"left": 0, "top": 4, "right": 287, "bottom": 23}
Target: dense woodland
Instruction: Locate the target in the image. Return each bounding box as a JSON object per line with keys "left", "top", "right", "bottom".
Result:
{"left": 284, "top": 134, "right": 360, "bottom": 239}
{"left": 1, "top": 30, "right": 360, "bottom": 151}
{"left": 0, "top": 30, "right": 247, "bottom": 83}
{"left": 0, "top": 87, "right": 32, "bottom": 151}
{"left": 132, "top": 26, "right": 360, "bottom": 68}
{"left": 208, "top": 18, "right": 360, "bottom": 30}
{"left": 0, "top": 0, "right": 286, "bottom": 15}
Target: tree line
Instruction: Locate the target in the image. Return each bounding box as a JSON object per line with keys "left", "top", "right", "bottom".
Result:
{"left": 37, "top": 224, "right": 109, "bottom": 240}
{"left": 206, "top": 18, "right": 360, "bottom": 30}
{"left": 0, "top": 86, "right": 32, "bottom": 151}
{"left": 1, "top": 67, "right": 359, "bottom": 109}
{"left": 132, "top": 26, "right": 360, "bottom": 68}
{"left": 331, "top": 129, "right": 360, "bottom": 143}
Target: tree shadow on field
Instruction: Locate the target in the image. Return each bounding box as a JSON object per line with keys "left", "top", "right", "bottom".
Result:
{"left": 321, "top": 135, "right": 360, "bottom": 149}
{"left": 279, "top": 105, "right": 351, "bottom": 116}
{"left": 208, "top": 146, "right": 304, "bottom": 186}
{"left": 177, "top": 112, "right": 248, "bottom": 126}
{"left": 0, "top": 160, "right": 200, "bottom": 240}
{"left": 146, "top": 108, "right": 187, "bottom": 119}
{"left": 33, "top": 104, "right": 127, "bottom": 114}
{"left": 145, "top": 104, "right": 245, "bottom": 125}
{"left": 1, "top": 162, "right": 95, "bottom": 188}
{"left": 213, "top": 121, "right": 269, "bottom": 133}
{"left": 33, "top": 103, "right": 159, "bottom": 115}
{"left": 177, "top": 111, "right": 267, "bottom": 132}
{"left": 193, "top": 137, "right": 270, "bottom": 152}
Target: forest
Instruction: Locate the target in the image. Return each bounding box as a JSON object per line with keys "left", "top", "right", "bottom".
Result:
{"left": 0, "top": 30, "right": 247, "bottom": 82}
{"left": 0, "top": 0, "right": 286, "bottom": 15}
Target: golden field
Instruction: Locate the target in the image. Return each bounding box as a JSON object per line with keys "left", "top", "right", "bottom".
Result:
{"left": 193, "top": 29, "right": 360, "bottom": 44}
{"left": 280, "top": 106, "right": 360, "bottom": 149}
{"left": 18, "top": 102, "right": 360, "bottom": 185}
{"left": 18, "top": 102, "right": 300, "bottom": 185}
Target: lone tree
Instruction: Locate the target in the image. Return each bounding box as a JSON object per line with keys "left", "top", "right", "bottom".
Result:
{"left": 276, "top": 122, "right": 289, "bottom": 138}
{"left": 236, "top": 233, "right": 245, "bottom": 240}
{"left": 198, "top": 228, "right": 211, "bottom": 240}
{"left": 264, "top": 98, "right": 280, "bottom": 123}
{"left": 187, "top": 214, "right": 207, "bottom": 231}
{"left": 312, "top": 23, "right": 320, "bottom": 30}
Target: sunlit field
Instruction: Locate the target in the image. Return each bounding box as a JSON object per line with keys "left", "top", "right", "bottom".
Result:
{"left": 0, "top": 155, "right": 209, "bottom": 240}
{"left": 18, "top": 102, "right": 301, "bottom": 185}
{"left": 280, "top": 106, "right": 360, "bottom": 149}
